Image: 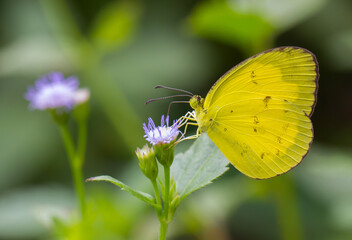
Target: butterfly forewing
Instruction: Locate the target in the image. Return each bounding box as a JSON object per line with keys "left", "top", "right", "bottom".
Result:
{"left": 204, "top": 47, "right": 318, "bottom": 117}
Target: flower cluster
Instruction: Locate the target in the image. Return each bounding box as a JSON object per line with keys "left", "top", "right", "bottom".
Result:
{"left": 25, "top": 72, "right": 90, "bottom": 111}
{"left": 143, "top": 115, "right": 180, "bottom": 146}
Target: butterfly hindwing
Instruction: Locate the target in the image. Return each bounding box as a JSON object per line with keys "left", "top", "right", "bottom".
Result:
{"left": 206, "top": 93, "right": 313, "bottom": 179}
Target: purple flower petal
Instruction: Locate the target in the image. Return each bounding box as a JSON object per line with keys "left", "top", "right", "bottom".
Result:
{"left": 143, "top": 115, "right": 180, "bottom": 145}
{"left": 25, "top": 72, "right": 80, "bottom": 111}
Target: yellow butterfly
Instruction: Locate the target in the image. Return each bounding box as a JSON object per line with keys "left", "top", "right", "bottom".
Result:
{"left": 177, "top": 46, "right": 319, "bottom": 179}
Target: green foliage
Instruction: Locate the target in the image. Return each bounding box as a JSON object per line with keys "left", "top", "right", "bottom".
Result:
{"left": 86, "top": 134, "right": 229, "bottom": 239}
{"left": 188, "top": 0, "right": 326, "bottom": 55}
{"left": 87, "top": 134, "right": 229, "bottom": 215}
{"left": 172, "top": 134, "right": 229, "bottom": 200}
{"left": 189, "top": 0, "right": 274, "bottom": 55}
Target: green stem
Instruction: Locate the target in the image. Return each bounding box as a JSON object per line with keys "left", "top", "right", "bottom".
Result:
{"left": 157, "top": 166, "right": 171, "bottom": 239}
{"left": 152, "top": 180, "right": 162, "bottom": 218}
{"left": 59, "top": 124, "right": 86, "bottom": 218}
{"left": 72, "top": 159, "right": 85, "bottom": 217}
{"left": 59, "top": 124, "right": 75, "bottom": 164}
{"left": 273, "top": 176, "right": 303, "bottom": 240}
{"left": 77, "top": 121, "right": 87, "bottom": 165}
{"left": 164, "top": 166, "right": 170, "bottom": 221}
{"left": 159, "top": 220, "right": 168, "bottom": 240}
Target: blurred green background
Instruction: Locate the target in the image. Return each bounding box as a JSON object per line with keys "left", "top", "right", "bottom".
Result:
{"left": 1, "top": 0, "right": 352, "bottom": 239}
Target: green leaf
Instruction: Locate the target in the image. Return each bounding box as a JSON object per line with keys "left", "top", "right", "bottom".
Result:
{"left": 227, "top": 0, "right": 326, "bottom": 32}
{"left": 188, "top": 0, "right": 274, "bottom": 55}
{"left": 90, "top": 1, "right": 140, "bottom": 53}
{"left": 86, "top": 175, "right": 156, "bottom": 206}
{"left": 188, "top": 0, "right": 325, "bottom": 55}
{"left": 171, "top": 134, "right": 229, "bottom": 200}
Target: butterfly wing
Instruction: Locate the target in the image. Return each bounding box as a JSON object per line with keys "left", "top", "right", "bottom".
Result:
{"left": 206, "top": 93, "right": 313, "bottom": 179}
{"left": 201, "top": 47, "right": 318, "bottom": 179}
{"left": 204, "top": 47, "right": 319, "bottom": 117}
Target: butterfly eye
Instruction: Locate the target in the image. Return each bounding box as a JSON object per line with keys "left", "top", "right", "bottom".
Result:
{"left": 189, "top": 97, "right": 198, "bottom": 109}
{"left": 189, "top": 95, "right": 204, "bottom": 109}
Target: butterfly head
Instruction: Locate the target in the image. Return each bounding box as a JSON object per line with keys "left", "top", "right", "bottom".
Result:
{"left": 189, "top": 95, "right": 204, "bottom": 110}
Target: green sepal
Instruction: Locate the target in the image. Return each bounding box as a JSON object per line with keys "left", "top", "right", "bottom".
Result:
{"left": 167, "top": 177, "right": 180, "bottom": 221}
{"left": 49, "top": 109, "right": 69, "bottom": 125}
{"left": 169, "top": 194, "right": 180, "bottom": 220}
{"left": 86, "top": 175, "right": 157, "bottom": 207}
{"left": 154, "top": 143, "right": 175, "bottom": 167}
{"left": 73, "top": 101, "right": 90, "bottom": 123}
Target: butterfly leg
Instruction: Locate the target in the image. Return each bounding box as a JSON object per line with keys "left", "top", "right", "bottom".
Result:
{"left": 176, "top": 111, "right": 197, "bottom": 128}
{"left": 182, "top": 122, "right": 199, "bottom": 137}
{"left": 175, "top": 122, "right": 201, "bottom": 144}
{"left": 175, "top": 130, "right": 200, "bottom": 144}
{"left": 177, "top": 113, "right": 198, "bottom": 137}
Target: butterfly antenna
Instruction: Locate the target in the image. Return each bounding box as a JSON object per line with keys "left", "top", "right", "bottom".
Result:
{"left": 154, "top": 85, "right": 194, "bottom": 96}
{"left": 145, "top": 94, "right": 192, "bottom": 105}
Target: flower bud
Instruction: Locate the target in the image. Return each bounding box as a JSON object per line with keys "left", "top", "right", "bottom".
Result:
{"left": 136, "top": 145, "right": 158, "bottom": 180}
{"left": 74, "top": 88, "right": 90, "bottom": 105}
{"left": 72, "top": 88, "right": 90, "bottom": 123}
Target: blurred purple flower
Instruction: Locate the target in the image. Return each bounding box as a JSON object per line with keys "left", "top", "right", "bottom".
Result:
{"left": 25, "top": 72, "right": 88, "bottom": 111}
{"left": 143, "top": 115, "right": 180, "bottom": 145}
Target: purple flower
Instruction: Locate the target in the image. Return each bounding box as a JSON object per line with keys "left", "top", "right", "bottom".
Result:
{"left": 143, "top": 115, "right": 180, "bottom": 145}
{"left": 25, "top": 72, "right": 88, "bottom": 111}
